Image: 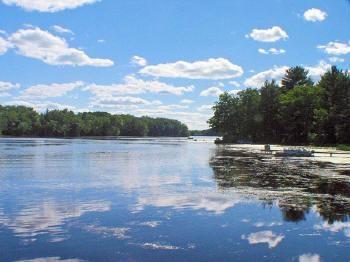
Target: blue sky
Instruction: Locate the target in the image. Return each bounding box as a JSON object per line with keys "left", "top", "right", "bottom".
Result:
{"left": 0, "top": 0, "right": 349, "bottom": 129}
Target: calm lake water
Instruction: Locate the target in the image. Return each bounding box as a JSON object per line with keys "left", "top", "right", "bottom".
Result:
{"left": 1, "top": 138, "right": 350, "bottom": 261}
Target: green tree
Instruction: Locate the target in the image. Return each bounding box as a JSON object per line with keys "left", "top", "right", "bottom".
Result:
{"left": 237, "top": 89, "right": 261, "bottom": 142}
{"left": 209, "top": 92, "right": 241, "bottom": 142}
{"left": 281, "top": 66, "right": 313, "bottom": 91}
{"left": 279, "top": 85, "right": 322, "bottom": 144}
{"left": 317, "top": 66, "right": 350, "bottom": 144}
{"left": 260, "top": 80, "right": 282, "bottom": 143}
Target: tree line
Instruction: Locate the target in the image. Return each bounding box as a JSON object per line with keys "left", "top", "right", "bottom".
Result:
{"left": 0, "top": 107, "right": 189, "bottom": 137}
{"left": 209, "top": 66, "right": 350, "bottom": 145}
{"left": 189, "top": 128, "right": 219, "bottom": 136}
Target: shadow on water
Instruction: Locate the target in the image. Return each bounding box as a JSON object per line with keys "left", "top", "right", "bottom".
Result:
{"left": 209, "top": 146, "right": 350, "bottom": 224}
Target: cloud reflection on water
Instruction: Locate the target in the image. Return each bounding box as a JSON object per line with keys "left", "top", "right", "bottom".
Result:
{"left": 241, "top": 230, "right": 285, "bottom": 248}
{"left": 0, "top": 201, "right": 110, "bottom": 242}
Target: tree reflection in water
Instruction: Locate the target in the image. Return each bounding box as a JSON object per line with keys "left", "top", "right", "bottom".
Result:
{"left": 210, "top": 146, "right": 350, "bottom": 223}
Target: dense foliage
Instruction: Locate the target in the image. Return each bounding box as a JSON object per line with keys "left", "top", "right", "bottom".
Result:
{"left": 0, "top": 108, "right": 189, "bottom": 137}
{"left": 189, "top": 128, "right": 220, "bottom": 136}
{"left": 209, "top": 66, "right": 350, "bottom": 145}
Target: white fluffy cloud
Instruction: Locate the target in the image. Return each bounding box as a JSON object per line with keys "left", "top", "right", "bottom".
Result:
{"left": 19, "top": 81, "right": 84, "bottom": 100}
{"left": 248, "top": 26, "right": 288, "bottom": 42}
{"left": 2, "top": 0, "right": 100, "bottom": 12}
{"left": 304, "top": 8, "right": 327, "bottom": 22}
{"left": 9, "top": 27, "right": 114, "bottom": 67}
{"left": 197, "top": 105, "right": 212, "bottom": 112}
{"left": 130, "top": 55, "right": 147, "bottom": 67}
{"left": 0, "top": 81, "right": 20, "bottom": 91}
{"left": 157, "top": 104, "right": 188, "bottom": 110}
{"left": 0, "top": 92, "right": 11, "bottom": 97}
{"left": 258, "top": 48, "right": 286, "bottom": 55}
{"left": 228, "top": 89, "right": 242, "bottom": 96}
{"left": 52, "top": 25, "right": 74, "bottom": 35}
{"left": 180, "top": 99, "right": 194, "bottom": 104}
{"left": 0, "top": 36, "right": 11, "bottom": 55}
{"left": 244, "top": 66, "right": 289, "bottom": 88}
{"left": 305, "top": 60, "right": 331, "bottom": 80}
{"left": 0, "top": 81, "right": 19, "bottom": 97}
{"left": 200, "top": 86, "right": 223, "bottom": 97}
{"left": 328, "top": 56, "right": 345, "bottom": 63}
{"left": 85, "top": 75, "right": 194, "bottom": 97}
{"left": 229, "top": 81, "right": 240, "bottom": 88}
{"left": 134, "top": 108, "right": 211, "bottom": 130}
{"left": 244, "top": 61, "right": 331, "bottom": 88}
{"left": 140, "top": 58, "right": 243, "bottom": 80}
{"left": 91, "top": 96, "right": 158, "bottom": 107}
{"left": 242, "top": 230, "right": 284, "bottom": 248}
{"left": 317, "top": 41, "right": 350, "bottom": 56}
{"left": 5, "top": 100, "right": 77, "bottom": 112}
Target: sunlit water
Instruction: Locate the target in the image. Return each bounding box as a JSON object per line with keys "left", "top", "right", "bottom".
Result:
{"left": 1, "top": 138, "right": 350, "bottom": 261}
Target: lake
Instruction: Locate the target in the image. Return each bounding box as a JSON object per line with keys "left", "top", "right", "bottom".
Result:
{"left": 0, "top": 138, "right": 350, "bottom": 261}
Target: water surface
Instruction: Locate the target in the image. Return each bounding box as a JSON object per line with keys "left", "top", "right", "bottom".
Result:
{"left": 1, "top": 138, "right": 350, "bottom": 261}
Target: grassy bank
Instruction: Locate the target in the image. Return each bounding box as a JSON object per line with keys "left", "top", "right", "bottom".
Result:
{"left": 337, "top": 144, "right": 350, "bottom": 151}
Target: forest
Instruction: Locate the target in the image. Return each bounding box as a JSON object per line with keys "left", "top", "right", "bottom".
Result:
{"left": 0, "top": 107, "right": 189, "bottom": 137}
{"left": 209, "top": 66, "right": 350, "bottom": 145}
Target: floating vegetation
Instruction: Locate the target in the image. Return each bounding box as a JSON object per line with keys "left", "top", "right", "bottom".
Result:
{"left": 210, "top": 146, "right": 350, "bottom": 223}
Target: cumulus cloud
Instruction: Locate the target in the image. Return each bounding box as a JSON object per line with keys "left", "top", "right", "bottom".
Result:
{"left": 244, "top": 61, "right": 331, "bottom": 88}
{"left": 197, "top": 105, "right": 212, "bottom": 112}
{"left": 89, "top": 96, "right": 163, "bottom": 111}
{"left": 0, "top": 81, "right": 19, "bottom": 97}
{"left": 248, "top": 26, "right": 288, "bottom": 42}
{"left": 180, "top": 99, "right": 194, "bottom": 104}
{"left": 0, "top": 36, "right": 11, "bottom": 55}
{"left": 2, "top": 0, "right": 100, "bottom": 12}
{"left": 157, "top": 104, "right": 188, "bottom": 110}
{"left": 0, "top": 81, "right": 20, "bottom": 91}
{"left": 328, "top": 56, "right": 345, "bottom": 63}
{"left": 52, "top": 25, "right": 74, "bottom": 35}
{"left": 140, "top": 58, "right": 243, "bottom": 80}
{"left": 130, "top": 55, "right": 147, "bottom": 67}
{"left": 258, "top": 48, "right": 286, "bottom": 55}
{"left": 92, "top": 96, "right": 154, "bottom": 106}
{"left": 304, "top": 8, "right": 327, "bottom": 22}
{"left": 299, "top": 253, "right": 321, "bottom": 262}
{"left": 200, "top": 86, "right": 223, "bottom": 97}
{"left": 19, "top": 81, "right": 84, "bottom": 100}
{"left": 228, "top": 89, "right": 242, "bottom": 96}
{"left": 5, "top": 100, "right": 77, "bottom": 112}
{"left": 0, "top": 92, "right": 11, "bottom": 97}
{"left": 229, "top": 81, "right": 240, "bottom": 87}
{"left": 242, "top": 230, "right": 285, "bottom": 248}
{"left": 9, "top": 27, "right": 114, "bottom": 67}
{"left": 244, "top": 66, "right": 289, "bottom": 88}
{"left": 305, "top": 60, "right": 331, "bottom": 81}
{"left": 317, "top": 41, "right": 350, "bottom": 56}
{"left": 85, "top": 75, "right": 194, "bottom": 97}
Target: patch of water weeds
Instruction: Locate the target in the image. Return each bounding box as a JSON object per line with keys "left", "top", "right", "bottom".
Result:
{"left": 210, "top": 146, "right": 350, "bottom": 223}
